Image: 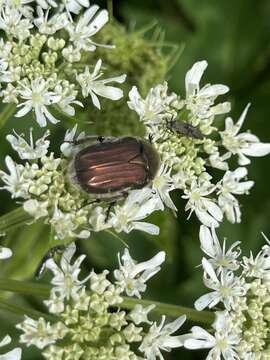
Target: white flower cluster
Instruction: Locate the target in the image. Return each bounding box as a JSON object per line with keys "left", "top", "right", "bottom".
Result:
{"left": 0, "top": 1, "right": 90, "bottom": 17}
{"left": 184, "top": 226, "right": 270, "bottom": 359}
{"left": 0, "top": 127, "right": 177, "bottom": 239}
{"left": 128, "top": 61, "right": 270, "bottom": 228}
{"left": 0, "top": 1, "right": 126, "bottom": 127}
{"left": 17, "top": 242, "right": 186, "bottom": 360}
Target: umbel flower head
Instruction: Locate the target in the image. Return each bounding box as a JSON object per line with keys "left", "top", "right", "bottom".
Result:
{"left": 184, "top": 226, "right": 270, "bottom": 359}
{"left": 0, "top": 1, "right": 126, "bottom": 127}
{"left": 128, "top": 61, "right": 270, "bottom": 228}
{"left": 0, "top": 126, "right": 177, "bottom": 239}
{"left": 16, "top": 243, "right": 186, "bottom": 359}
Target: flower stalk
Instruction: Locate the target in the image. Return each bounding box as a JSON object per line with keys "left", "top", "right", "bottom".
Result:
{"left": 0, "top": 278, "right": 213, "bottom": 325}
{"left": 0, "top": 297, "right": 54, "bottom": 322}
{"left": 121, "top": 297, "right": 214, "bottom": 325}
{"left": 0, "top": 103, "right": 16, "bottom": 129}
{"left": 0, "top": 278, "right": 50, "bottom": 297}
{"left": 0, "top": 207, "right": 31, "bottom": 234}
{"left": 107, "top": 0, "right": 114, "bottom": 21}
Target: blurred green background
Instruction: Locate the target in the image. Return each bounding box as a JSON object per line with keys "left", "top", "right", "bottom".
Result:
{"left": 1, "top": 0, "right": 270, "bottom": 358}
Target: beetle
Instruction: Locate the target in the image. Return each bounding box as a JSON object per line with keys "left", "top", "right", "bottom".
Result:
{"left": 69, "top": 136, "right": 160, "bottom": 199}
{"left": 68, "top": 121, "right": 202, "bottom": 220}
{"left": 68, "top": 136, "right": 161, "bottom": 221}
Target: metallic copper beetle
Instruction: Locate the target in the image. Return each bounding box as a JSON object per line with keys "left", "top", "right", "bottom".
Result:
{"left": 70, "top": 119, "right": 202, "bottom": 200}
{"left": 71, "top": 136, "right": 160, "bottom": 199}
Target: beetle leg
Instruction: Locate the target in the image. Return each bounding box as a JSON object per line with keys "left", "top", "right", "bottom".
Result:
{"left": 66, "top": 135, "right": 111, "bottom": 146}
{"left": 148, "top": 133, "right": 154, "bottom": 143}
{"left": 83, "top": 198, "right": 101, "bottom": 207}
{"left": 105, "top": 201, "right": 116, "bottom": 223}
{"left": 71, "top": 136, "right": 105, "bottom": 145}
{"left": 104, "top": 191, "right": 129, "bottom": 223}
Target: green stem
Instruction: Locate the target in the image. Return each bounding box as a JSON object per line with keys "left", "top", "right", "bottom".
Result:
{"left": 0, "top": 278, "right": 50, "bottom": 297}
{"left": 0, "top": 278, "right": 214, "bottom": 325}
{"left": 0, "top": 207, "right": 31, "bottom": 233}
{"left": 121, "top": 297, "right": 214, "bottom": 325}
{"left": 0, "top": 103, "right": 16, "bottom": 129}
{"left": 107, "top": 0, "right": 113, "bottom": 21}
{"left": 0, "top": 297, "right": 55, "bottom": 321}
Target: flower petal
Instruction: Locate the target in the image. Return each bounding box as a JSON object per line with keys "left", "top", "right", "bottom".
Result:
{"left": 185, "top": 60, "right": 208, "bottom": 96}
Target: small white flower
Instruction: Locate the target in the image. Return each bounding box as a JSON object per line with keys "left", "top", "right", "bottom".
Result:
{"left": 35, "top": 0, "right": 90, "bottom": 16}
{"left": 182, "top": 179, "right": 223, "bottom": 227}
{"left": 23, "top": 199, "right": 48, "bottom": 219}
{"left": 129, "top": 304, "right": 156, "bottom": 325}
{"left": 151, "top": 163, "right": 177, "bottom": 211}
{"left": 221, "top": 104, "right": 270, "bottom": 165}
{"left": 0, "top": 7, "right": 33, "bottom": 41}
{"left": 67, "top": 5, "right": 109, "bottom": 51}
{"left": 0, "top": 1, "right": 33, "bottom": 17}
{"left": 185, "top": 60, "right": 230, "bottom": 121}
{"left": 199, "top": 225, "right": 241, "bottom": 273}
{"left": 50, "top": 206, "right": 90, "bottom": 240}
{"left": 184, "top": 316, "right": 240, "bottom": 360}
{"left": 15, "top": 78, "right": 61, "bottom": 127}
{"left": 1, "top": 83, "right": 19, "bottom": 104}
{"left": 139, "top": 315, "right": 186, "bottom": 360}
{"left": 36, "top": 0, "right": 58, "bottom": 9}
{"left": 45, "top": 242, "right": 91, "bottom": 300}
{"left": 62, "top": 44, "right": 81, "bottom": 62}
{"left": 6, "top": 129, "right": 50, "bottom": 160}
{"left": 109, "top": 189, "right": 161, "bottom": 235}
{"left": 60, "top": 125, "right": 85, "bottom": 157}
{"left": 16, "top": 316, "right": 67, "bottom": 350}
{"left": 242, "top": 245, "right": 270, "bottom": 280}
{"left": 89, "top": 270, "right": 111, "bottom": 295}
{"left": 63, "top": 0, "right": 90, "bottom": 16}
{"left": 76, "top": 59, "right": 126, "bottom": 109}
{"left": 209, "top": 151, "right": 230, "bottom": 171}
{"left": 114, "top": 248, "right": 165, "bottom": 298}
{"left": 195, "top": 258, "right": 246, "bottom": 311}
{"left": 0, "top": 156, "right": 30, "bottom": 199}
{"left": 217, "top": 167, "right": 254, "bottom": 223}
{"left": 43, "top": 292, "right": 65, "bottom": 314}
{"left": 0, "top": 335, "right": 21, "bottom": 360}
{"left": 0, "top": 246, "right": 12, "bottom": 260}
{"left": 88, "top": 205, "right": 112, "bottom": 232}
{"left": 127, "top": 84, "right": 173, "bottom": 126}
{"left": 54, "top": 83, "right": 83, "bottom": 116}
{"left": 34, "top": 6, "right": 69, "bottom": 35}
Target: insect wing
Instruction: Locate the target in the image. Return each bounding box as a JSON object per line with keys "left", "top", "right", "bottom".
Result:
{"left": 75, "top": 137, "right": 149, "bottom": 193}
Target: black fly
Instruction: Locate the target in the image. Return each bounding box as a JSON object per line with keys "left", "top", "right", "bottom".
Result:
{"left": 166, "top": 119, "right": 203, "bottom": 140}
